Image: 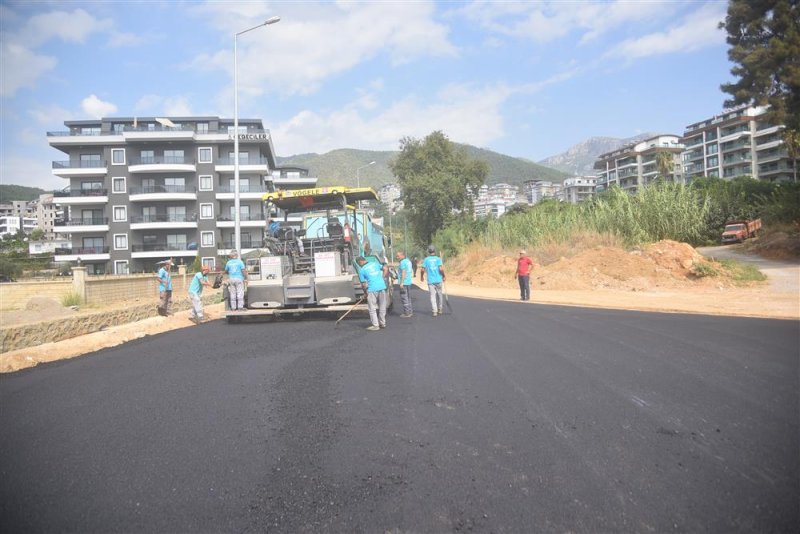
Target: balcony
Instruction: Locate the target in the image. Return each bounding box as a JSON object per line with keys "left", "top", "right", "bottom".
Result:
{"left": 215, "top": 183, "right": 270, "bottom": 200}
{"left": 53, "top": 189, "right": 109, "bottom": 205}
{"left": 47, "top": 131, "right": 121, "bottom": 147}
{"left": 215, "top": 213, "right": 267, "bottom": 228}
{"left": 54, "top": 246, "right": 110, "bottom": 262}
{"left": 131, "top": 242, "right": 199, "bottom": 259}
{"left": 214, "top": 155, "right": 270, "bottom": 173}
{"left": 122, "top": 126, "right": 195, "bottom": 142}
{"left": 128, "top": 155, "right": 195, "bottom": 174}
{"left": 128, "top": 185, "right": 197, "bottom": 202}
{"left": 54, "top": 217, "right": 110, "bottom": 233}
{"left": 722, "top": 154, "right": 752, "bottom": 165}
{"left": 720, "top": 141, "right": 752, "bottom": 153}
{"left": 130, "top": 213, "right": 198, "bottom": 230}
{"left": 52, "top": 160, "right": 107, "bottom": 177}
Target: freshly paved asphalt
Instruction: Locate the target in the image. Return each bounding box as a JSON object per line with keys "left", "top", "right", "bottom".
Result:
{"left": 1, "top": 290, "right": 798, "bottom": 533}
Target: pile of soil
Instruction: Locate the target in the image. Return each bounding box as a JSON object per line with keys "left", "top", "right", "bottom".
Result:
{"left": 450, "top": 240, "right": 739, "bottom": 292}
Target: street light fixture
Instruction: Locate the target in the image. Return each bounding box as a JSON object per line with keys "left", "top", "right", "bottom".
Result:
{"left": 356, "top": 161, "right": 375, "bottom": 188}
{"left": 234, "top": 16, "right": 280, "bottom": 254}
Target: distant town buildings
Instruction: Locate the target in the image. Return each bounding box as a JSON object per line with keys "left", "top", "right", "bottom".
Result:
{"left": 594, "top": 134, "right": 685, "bottom": 194}
{"left": 0, "top": 194, "right": 62, "bottom": 238}
{"left": 377, "top": 183, "right": 403, "bottom": 211}
{"left": 561, "top": 177, "right": 597, "bottom": 204}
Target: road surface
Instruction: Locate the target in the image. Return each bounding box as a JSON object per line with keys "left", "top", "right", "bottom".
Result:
{"left": 1, "top": 293, "right": 797, "bottom": 532}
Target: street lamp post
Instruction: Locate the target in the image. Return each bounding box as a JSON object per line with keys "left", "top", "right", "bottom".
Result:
{"left": 355, "top": 161, "right": 375, "bottom": 188}
{"left": 234, "top": 16, "right": 280, "bottom": 254}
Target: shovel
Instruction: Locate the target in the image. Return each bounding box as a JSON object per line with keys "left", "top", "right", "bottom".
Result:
{"left": 335, "top": 295, "right": 366, "bottom": 327}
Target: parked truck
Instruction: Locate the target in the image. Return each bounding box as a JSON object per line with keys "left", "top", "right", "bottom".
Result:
{"left": 225, "top": 186, "right": 392, "bottom": 322}
{"left": 721, "top": 219, "right": 762, "bottom": 244}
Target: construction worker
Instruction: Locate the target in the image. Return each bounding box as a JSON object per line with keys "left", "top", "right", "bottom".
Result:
{"left": 516, "top": 249, "right": 535, "bottom": 301}
{"left": 188, "top": 265, "right": 212, "bottom": 324}
{"left": 155, "top": 258, "right": 173, "bottom": 316}
{"left": 356, "top": 256, "right": 388, "bottom": 331}
{"left": 396, "top": 251, "right": 413, "bottom": 317}
{"left": 224, "top": 250, "right": 248, "bottom": 311}
{"left": 422, "top": 245, "right": 445, "bottom": 316}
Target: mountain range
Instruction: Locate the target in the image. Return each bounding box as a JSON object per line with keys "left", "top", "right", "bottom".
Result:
{"left": 536, "top": 133, "right": 656, "bottom": 175}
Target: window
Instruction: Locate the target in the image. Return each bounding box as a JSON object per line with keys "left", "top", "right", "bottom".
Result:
{"left": 201, "top": 257, "right": 215, "bottom": 270}
{"left": 198, "top": 147, "right": 212, "bottom": 163}
{"left": 82, "top": 237, "right": 104, "bottom": 253}
{"left": 199, "top": 175, "right": 213, "bottom": 191}
{"left": 114, "top": 234, "right": 128, "bottom": 250}
{"left": 164, "top": 177, "right": 185, "bottom": 193}
{"left": 112, "top": 123, "right": 125, "bottom": 133}
{"left": 111, "top": 148, "right": 126, "bottom": 165}
{"left": 81, "top": 181, "right": 103, "bottom": 191}
{"left": 142, "top": 206, "right": 157, "bottom": 222}
{"left": 80, "top": 154, "right": 102, "bottom": 168}
{"left": 164, "top": 149, "right": 184, "bottom": 164}
{"left": 707, "top": 156, "right": 718, "bottom": 167}
{"left": 114, "top": 261, "right": 129, "bottom": 275}
{"left": 228, "top": 151, "right": 249, "bottom": 164}
{"left": 112, "top": 177, "right": 126, "bottom": 193}
{"left": 196, "top": 122, "right": 209, "bottom": 134}
{"left": 166, "top": 234, "right": 187, "bottom": 249}
{"left": 706, "top": 143, "right": 718, "bottom": 155}
{"left": 140, "top": 150, "right": 155, "bottom": 164}
{"left": 228, "top": 177, "right": 250, "bottom": 192}
{"left": 201, "top": 231, "right": 215, "bottom": 247}
{"left": 200, "top": 203, "right": 214, "bottom": 219}
{"left": 80, "top": 126, "right": 101, "bottom": 135}
{"left": 166, "top": 206, "right": 186, "bottom": 222}
{"left": 229, "top": 205, "right": 250, "bottom": 220}
{"left": 113, "top": 205, "right": 127, "bottom": 222}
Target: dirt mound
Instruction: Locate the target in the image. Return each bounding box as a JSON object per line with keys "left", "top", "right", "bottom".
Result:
{"left": 450, "top": 240, "right": 735, "bottom": 292}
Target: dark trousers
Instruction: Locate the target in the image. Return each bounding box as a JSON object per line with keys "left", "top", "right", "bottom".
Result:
{"left": 518, "top": 275, "right": 530, "bottom": 301}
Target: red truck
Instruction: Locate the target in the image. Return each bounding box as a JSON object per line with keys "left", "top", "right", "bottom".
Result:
{"left": 721, "top": 219, "right": 762, "bottom": 244}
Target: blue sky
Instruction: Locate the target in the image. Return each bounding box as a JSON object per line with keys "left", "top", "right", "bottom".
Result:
{"left": 1, "top": 0, "right": 733, "bottom": 190}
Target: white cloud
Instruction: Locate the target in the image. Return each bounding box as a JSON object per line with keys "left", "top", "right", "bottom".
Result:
{"left": 271, "top": 82, "right": 514, "bottom": 155}
{"left": 455, "top": 0, "right": 678, "bottom": 44}
{"left": 189, "top": 1, "right": 458, "bottom": 97}
{"left": 605, "top": 3, "right": 727, "bottom": 61}
{"left": 19, "top": 8, "right": 114, "bottom": 48}
{"left": 0, "top": 43, "right": 57, "bottom": 97}
{"left": 81, "top": 95, "right": 118, "bottom": 118}
{"left": 29, "top": 104, "right": 76, "bottom": 125}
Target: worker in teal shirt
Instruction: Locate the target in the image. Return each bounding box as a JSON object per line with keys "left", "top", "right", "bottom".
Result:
{"left": 422, "top": 245, "right": 445, "bottom": 317}
{"left": 396, "top": 250, "right": 413, "bottom": 317}
{"left": 224, "top": 250, "right": 248, "bottom": 311}
{"left": 188, "top": 265, "right": 211, "bottom": 324}
{"left": 356, "top": 256, "right": 388, "bottom": 331}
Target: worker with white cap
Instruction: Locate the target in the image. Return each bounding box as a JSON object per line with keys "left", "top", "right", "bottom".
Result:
{"left": 155, "top": 258, "right": 174, "bottom": 316}
{"left": 224, "top": 250, "right": 248, "bottom": 311}
{"left": 516, "top": 249, "right": 534, "bottom": 301}
{"left": 421, "top": 245, "right": 445, "bottom": 317}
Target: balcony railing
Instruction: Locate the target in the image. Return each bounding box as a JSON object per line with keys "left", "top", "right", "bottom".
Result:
{"left": 131, "top": 243, "right": 196, "bottom": 252}
{"left": 216, "top": 184, "right": 269, "bottom": 193}
{"left": 216, "top": 213, "right": 265, "bottom": 222}
{"left": 54, "top": 189, "right": 108, "bottom": 197}
{"left": 48, "top": 127, "right": 270, "bottom": 136}
{"left": 129, "top": 185, "right": 196, "bottom": 194}
{"left": 215, "top": 156, "right": 271, "bottom": 165}
{"left": 130, "top": 214, "right": 197, "bottom": 223}
{"left": 723, "top": 155, "right": 752, "bottom": 164}
{"left": 55, "top": 246, "right": 109, "bottom": 254}
{"left": 129, "top": 156, "right": 192, "bottom": 165}
{"left": 56, "top": 217, "right": 109, "bottom": 226}
{"left": 52, "top": 160, "right": 106, "bottom": 169}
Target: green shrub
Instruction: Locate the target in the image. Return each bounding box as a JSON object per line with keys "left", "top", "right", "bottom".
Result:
{"left": 61, "top": 291, "right": 83, "bottom": 307}
{"left": 717, "top": 259, "right": 768, "bottom": 283}
{"left": 692, "top": 262, "right": 720, "bottom": 278}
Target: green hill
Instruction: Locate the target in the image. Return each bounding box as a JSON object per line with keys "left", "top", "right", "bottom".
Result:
{"left": 276, "top": 145, "right": 569, "bottom": 189}
{"left": 0, "top": 185, "right": 48, "bottom": 203}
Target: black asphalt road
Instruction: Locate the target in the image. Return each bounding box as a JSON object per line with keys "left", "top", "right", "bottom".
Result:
{"left": 1, "top": 291, "right": 798, "bottom": 533}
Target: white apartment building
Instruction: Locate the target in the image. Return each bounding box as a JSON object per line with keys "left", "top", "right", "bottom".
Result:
{"left": 47, "top": 116, "right": 315, "bottom": 275}
{"left": 561, "top": 177, "right": 597, "bottom": 203}
{"left": 594, "top": 135, "right": 685, "bottom": 193}
{"left": 682, "top": 105, "right": 794, "bottom": 182}
{"left": 0, "top": 216, "right": 37, "bottom": 237}
{"left": 523, "top": 180, "right": 562, "bottom": 204}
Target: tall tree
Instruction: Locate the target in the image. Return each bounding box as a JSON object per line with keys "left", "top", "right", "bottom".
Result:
{"left": 720, "top": 0, "right": 800, "bottom": 133}
{"left": 654, "top": 151, "right": 676, "bottom": 182}
{"left": 389, "top": 131, "right": 488, "bottom": 246}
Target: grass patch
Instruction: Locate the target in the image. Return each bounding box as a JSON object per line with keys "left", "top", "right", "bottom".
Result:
{"left": 692, "top": 262, "right": 720, "bottom": 278}
{"left": 717, "top": 259, "right": 768, "bottom": 283}
{"left": 60, "top": 291, "right": 83, "bottom": 307}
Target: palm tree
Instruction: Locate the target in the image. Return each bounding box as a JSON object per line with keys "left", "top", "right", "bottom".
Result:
{"left": 655, "top": 151, "right": 675, "bottom": 182}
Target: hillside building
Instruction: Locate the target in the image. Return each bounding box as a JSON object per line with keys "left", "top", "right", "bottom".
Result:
{"left": 47, "top": 116, "right": 315, "bottom": 275}
{"left": 594, "top": 135, "right": 685, "bottom": 193}
{"left": 523, "top": 180, "right": 561, "bottom": 204}
{"left": 682, "top": 105, "right": 794, "bottom": 182}
{"left": 561, "top": 177, "right": 597, "bottom": 203}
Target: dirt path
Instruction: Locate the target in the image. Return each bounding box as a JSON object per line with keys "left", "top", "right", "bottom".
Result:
{"left": 698, "top": 245, "right": 800, "bottom": 294}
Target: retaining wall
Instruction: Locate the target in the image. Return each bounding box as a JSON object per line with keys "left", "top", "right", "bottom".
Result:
{"left": 0, "top": 280, "right": 73, "bottom": 309}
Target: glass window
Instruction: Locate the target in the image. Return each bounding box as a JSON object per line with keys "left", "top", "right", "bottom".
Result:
{"left": 140, "top": 150, "right": 155, "bottom": 164}
{"left": 81, "top": 127, "right": 101, "bottom": 135}
{"left": 112, "top": 123, "right": 125, "bottom": 133}
{"left": 166, "top": 234, "right": 187, "bottom": 248}
{"left": 229, "top": 205, "right": 250, "bottom": 220}
{"left": 164, "top": 149, "right": 184, "bottom": 164}
{"left": 164, "top": 177, "right": 185, "bottom": 193}
{"left": 198, "top": 147, "right": 212, "bottom": 163}
{"left": 82, "top": 237, "right": 104, "bottom": 251}
{"left": 201, "top": 257, "right": 215, "bottom": 270}
{"left": 115, "top": 261, "right": 129, "bottom": 275}
{"left": 113, "top": 205, "right": 127, "bottom": 222}
{"left": 81, "top": 181, "right": 103, "bottom": 190}
{"left": 199, "top": 175, "right": 213, "bottom": 191}
{"left": 114, "top": 234, "right": 128, "bottom": 250}
{"left": 200, "top": 203, "right": 214, "bottom": 219}
{"left": 111, "top": 149, "right": 125, "bottom": 165}
{"left": 201, "top": 232, "right": 215, "bottom": 247}
{"left": 197, "top": 123, "right": 209, "bottom": 134}
{"left": 112, "top": 177, "right": 126, "bottom": 193}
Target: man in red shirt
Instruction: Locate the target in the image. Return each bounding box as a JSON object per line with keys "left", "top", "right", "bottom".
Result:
{"left": 515, "top": 249, "right": 534, "bottom": 301}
